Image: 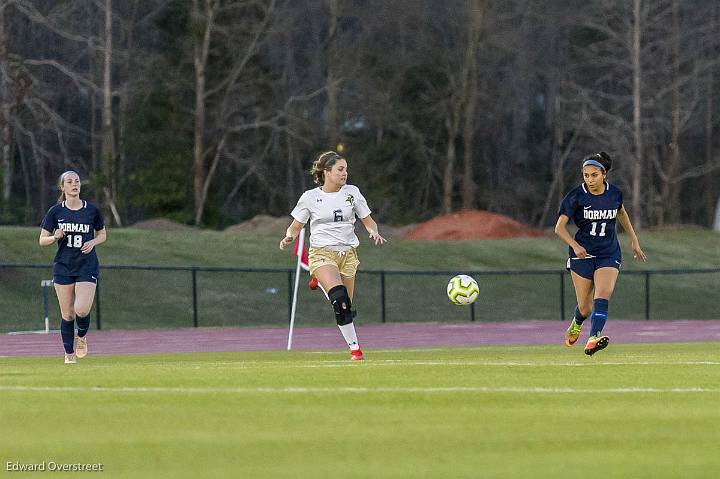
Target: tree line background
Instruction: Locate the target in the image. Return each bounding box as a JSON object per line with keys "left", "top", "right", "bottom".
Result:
{"left": 1, "top": 0, "right": 719, "bottom": 230}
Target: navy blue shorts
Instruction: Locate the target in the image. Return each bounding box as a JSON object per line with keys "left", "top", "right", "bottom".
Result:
{"left": 53, "top": 273, "right": 99, "bottom": 285}
{"left": 566, "top": 256, "right": 621, "bottom": 280}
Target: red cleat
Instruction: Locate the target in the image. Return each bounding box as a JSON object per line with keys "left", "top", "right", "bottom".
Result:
{"left": 350, "top": 349, "right": 364, "bottom": 361}
{"left": 584, "top": 335, "right": 609, "bottom": 356}
{"left": 308, "top": 276, "right": 319, "bottom": 290}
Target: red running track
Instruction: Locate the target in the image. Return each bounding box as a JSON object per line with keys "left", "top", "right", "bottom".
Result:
{"left": 1, "top": 320, "right": 719, "bottom": 357}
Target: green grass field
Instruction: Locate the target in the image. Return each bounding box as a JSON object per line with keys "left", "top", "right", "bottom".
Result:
{"left": 2, "top": 344, "right": 719, "bottom": 478}
{"left": 1, "top": 227, "right": 719, "bottom": 331}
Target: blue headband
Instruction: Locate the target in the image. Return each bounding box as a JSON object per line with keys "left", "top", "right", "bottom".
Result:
{"left": 582, "top": 159, "right": 606, "bottom": 171}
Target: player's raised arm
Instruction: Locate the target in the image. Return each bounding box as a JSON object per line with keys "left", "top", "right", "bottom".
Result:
{"left": 554, "top": 214, "right": 587, "bottom": 259}
{"left": 616, "top": 206, "right": 646, "bottom": 261}
{"left": 279, "top": 220, "right": 305, "bottom": 250}
{"left": 359, "top": 214, "right": 386, "bottom": 245}
{"left": 39, "top": 227, "right": 64, "bottom": 246}
{"left": 81, "top": 227, "right": 107, "bottom": 254}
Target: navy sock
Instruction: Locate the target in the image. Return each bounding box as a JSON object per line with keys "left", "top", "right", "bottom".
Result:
{"left": 76, "top": 314, "right": 90, "bottom": 338}
{"left": 589, "top": 298, "right": 609, "bottom": 337}
{"left": 573, "top": 306, "right": 587, "bottom": 325}
{"left": 60, "top": 319, "right": 75, "bottom": 354}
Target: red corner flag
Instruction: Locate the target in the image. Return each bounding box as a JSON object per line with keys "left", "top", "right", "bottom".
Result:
{"left": 293, "top": 230, "right": 310, "bottom": 271}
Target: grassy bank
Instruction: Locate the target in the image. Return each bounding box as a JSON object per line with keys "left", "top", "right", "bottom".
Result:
{"left": 1, "top": 227, "right": 718, "bottom": 331}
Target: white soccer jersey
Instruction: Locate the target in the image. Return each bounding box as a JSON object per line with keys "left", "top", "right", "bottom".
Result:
{"left": 291, "top": 184, "right": 372, "bottom": 248}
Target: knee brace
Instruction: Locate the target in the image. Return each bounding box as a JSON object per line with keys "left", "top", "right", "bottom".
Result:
{"left": 328, "top": 285, "right": 353, "bottom": 326}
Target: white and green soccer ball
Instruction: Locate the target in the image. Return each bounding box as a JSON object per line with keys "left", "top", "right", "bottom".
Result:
{"left": 446, "top": 274, "right": 479, "bottom": 305}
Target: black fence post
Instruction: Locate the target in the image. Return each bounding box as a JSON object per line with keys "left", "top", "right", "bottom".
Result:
{"left": 470, "top": 301, "right": 476, "bottom": 322}
{"left": 95, "top": 279, "right": 102, "bottom": 330}
{"left": 380, "top": 271, "right": 386, "bottom": 323}
{"left": 645, "top": 272, "right": 650, "bottom": 320}
{"left": 7, "top": 263, "right": 720, "bottom": 332}
{"left": 559, "top": 272, "right": 565, "bottom": 321}
{"left": 192, "top": 268, "right": 198, "bottom": 327}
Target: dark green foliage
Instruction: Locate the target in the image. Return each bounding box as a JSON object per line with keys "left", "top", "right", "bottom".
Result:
{"left": 124, "top": 85, "right": 194, "bottom": 224}
{"left": 1, "top": 0, "right": 719, "bottom": 229}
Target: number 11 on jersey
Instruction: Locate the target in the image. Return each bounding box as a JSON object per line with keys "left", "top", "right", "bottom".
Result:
{"left": 590, "top": 221, "right": 607, "bottom": 237}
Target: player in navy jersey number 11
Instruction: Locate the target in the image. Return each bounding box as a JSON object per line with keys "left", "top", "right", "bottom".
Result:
{"left": 280, "top": 151, "right": 386, "bottom": 361}
{"left": 39, "top": 171, "right": 107, "bottom": 364}
{"left": 555, "top": 152, "right": 647, "bottom": 356}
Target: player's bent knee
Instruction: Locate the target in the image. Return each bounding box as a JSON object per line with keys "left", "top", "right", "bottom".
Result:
{"left": 327, "top": 285, "right": 353, "bottom": 326}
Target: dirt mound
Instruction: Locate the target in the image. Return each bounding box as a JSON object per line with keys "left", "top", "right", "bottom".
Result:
{"left": 403, "top": 210, "right": 545, "bottom": 240}
{"left": 224, "top": 215, "right": 290, "bottom": 235}
{"left": 132, "top": 218, "right": 193, "bottom": 231}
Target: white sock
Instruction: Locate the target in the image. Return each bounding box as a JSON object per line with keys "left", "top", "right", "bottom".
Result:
{"left": 338, "top": 323, "right": 360, "bottom": 350}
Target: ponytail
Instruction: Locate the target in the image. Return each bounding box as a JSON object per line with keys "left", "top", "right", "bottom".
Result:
{"left": 596, "top": 152, "right": 613, "bottom": 173}
{"left": 310, "top": 151, "right": 344, "bottom": 185}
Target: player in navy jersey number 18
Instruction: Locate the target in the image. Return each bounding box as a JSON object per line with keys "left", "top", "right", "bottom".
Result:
{"left": 39, "top": 171, "right": 107, "bottom": 364}
{"left": 280, "top": 151, "right": 386, "bottom": 360}
{"left": 555, "top": 152, "right": 647, "bottom": 356}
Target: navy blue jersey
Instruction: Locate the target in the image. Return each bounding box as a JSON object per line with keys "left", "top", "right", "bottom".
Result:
{"left": 40, "top": 201, "right": 105, "bottom": 276}
{"left": 558, "top": 182, "right": 623, "bottom": 258}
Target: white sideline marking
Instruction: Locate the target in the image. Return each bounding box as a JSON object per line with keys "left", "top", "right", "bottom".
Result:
{"left": 8, "top": 359, "right": 715, "bottom": 371}
{"left": 1, "top": 385, "right": 719, "bottom": 394}
{"left": 360, "top": 360, "right": 720, "bottom": 367}
{"left": 193, "top": 360, "right": 720, "bottom": 369}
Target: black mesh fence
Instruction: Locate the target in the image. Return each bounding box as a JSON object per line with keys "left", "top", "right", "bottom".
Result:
{"left": 1, "top": 263, "right": 718, "bottom": 333}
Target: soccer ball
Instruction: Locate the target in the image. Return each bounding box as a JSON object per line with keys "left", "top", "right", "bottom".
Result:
{"left": 446, "top": 274, "right": 479, "bottom": 305}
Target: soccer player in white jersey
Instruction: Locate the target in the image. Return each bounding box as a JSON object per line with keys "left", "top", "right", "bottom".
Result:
{"left": 279, "top": 151, "right": 386, "bottom": 360}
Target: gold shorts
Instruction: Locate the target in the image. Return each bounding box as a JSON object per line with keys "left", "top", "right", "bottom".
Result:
{"left": 308, "top": 247, "right": 360, "bottom": 278}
